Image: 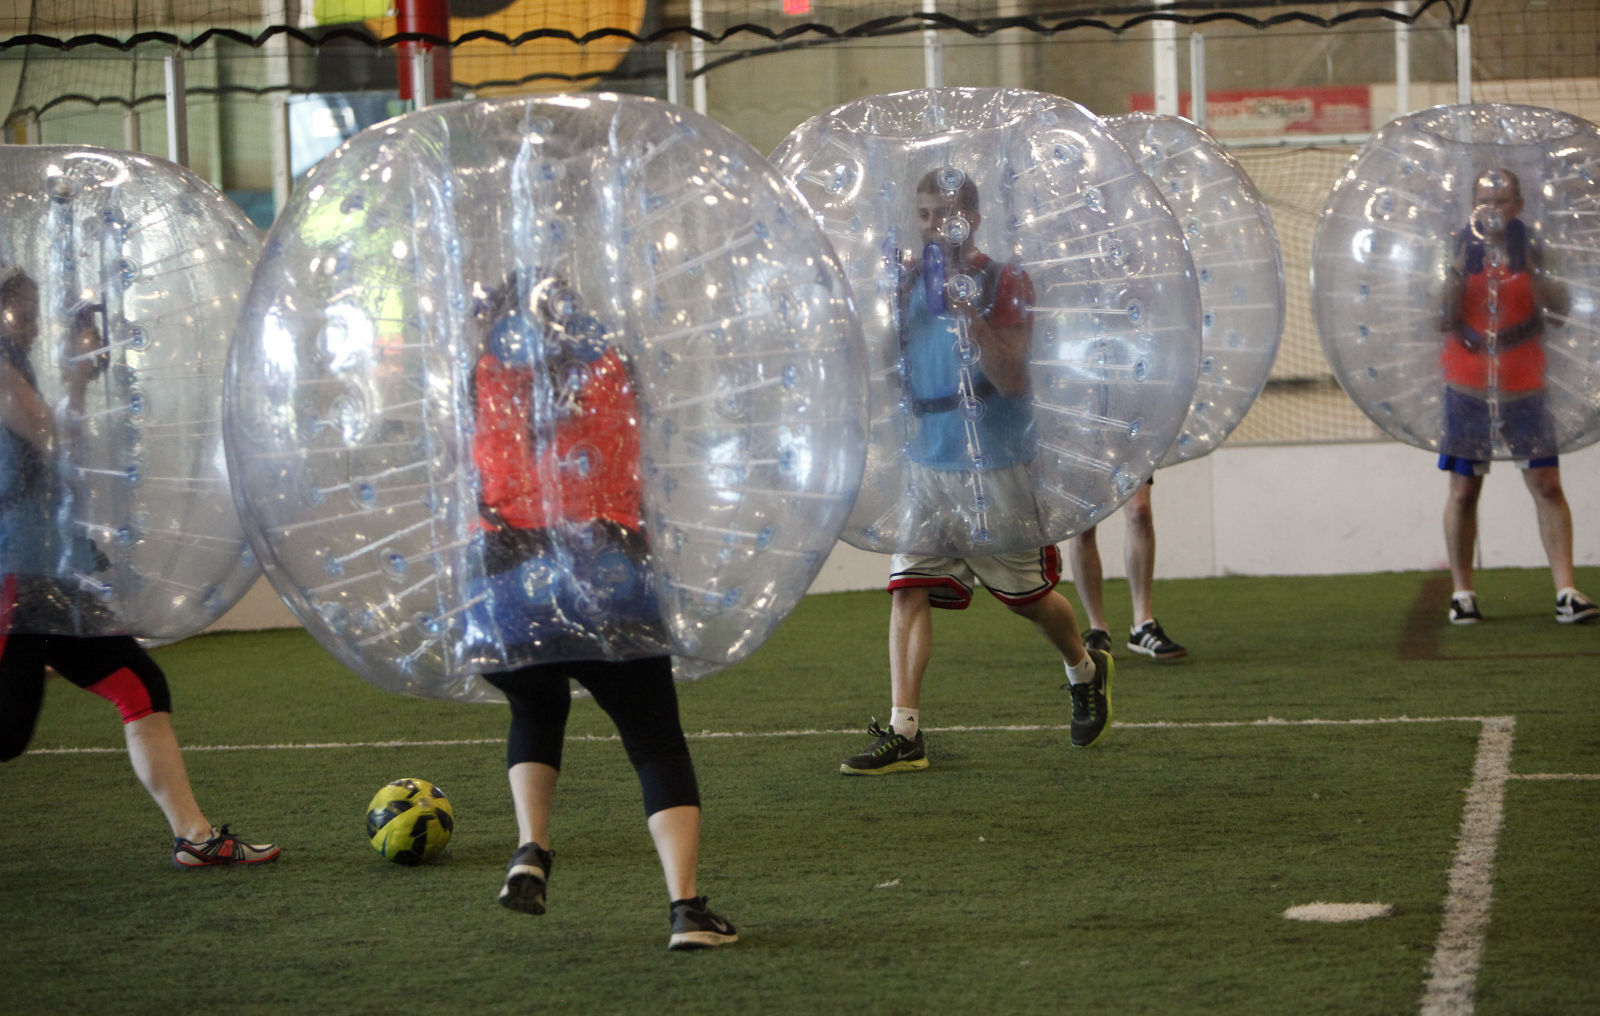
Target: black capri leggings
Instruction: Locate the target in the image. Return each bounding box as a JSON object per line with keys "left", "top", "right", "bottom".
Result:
{"left": 0, "top": 633, "right": 172, "bottom": 762}
{"left": 482, "top": 654, "right": 700, "bottom": 817}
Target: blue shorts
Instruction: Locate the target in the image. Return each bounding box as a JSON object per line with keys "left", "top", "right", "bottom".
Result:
{"left": 1438, "top": 453, "right": 1558, "bottom": 477}
{"left": 1439, "top": 387, "right": 1556, "bottom": 468}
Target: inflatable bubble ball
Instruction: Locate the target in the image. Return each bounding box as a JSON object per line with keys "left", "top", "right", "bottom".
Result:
{"left": 772, "top": 87, "right": 1202, "bottom": 557}
{"left": 1312, "top": 103, "right": 1600, "bottom": 461}
{"left": 0, "top": 144, "right": 261, "bottom": 639}
{"left": 1105, "top": 113, "right": 1285, "bottom": 466}
{"left": 226, "top": 94, "right": 867, "bottom": 702}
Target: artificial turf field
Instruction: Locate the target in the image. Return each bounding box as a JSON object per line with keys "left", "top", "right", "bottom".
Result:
{"left": 4, "top": 567, "right": 1598, "bottom": 1015}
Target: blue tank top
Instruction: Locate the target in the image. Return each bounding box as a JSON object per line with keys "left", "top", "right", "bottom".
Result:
{"left": 900, "top": 267, "right": 1036, "bottom": 471}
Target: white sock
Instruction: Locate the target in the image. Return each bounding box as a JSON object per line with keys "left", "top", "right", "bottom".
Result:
{"left": 890, "top": 707, "right": 920, "bottom": 739}
{"left": 1557, "top": 586, "right": 1578, "bottom": 600}
{"left": 1064, "top": 655, "right": 1097, "bottom": 686}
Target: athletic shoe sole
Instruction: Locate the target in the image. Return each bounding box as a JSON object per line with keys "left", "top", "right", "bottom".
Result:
{"left": 668, "top": 929, "right": 740, "bottom": 950}
{"left": 840, "top": 756, "right": 929, "bottom": 776}
{"left": 1126, "top": 642, "right": 1189, "bottom": 660}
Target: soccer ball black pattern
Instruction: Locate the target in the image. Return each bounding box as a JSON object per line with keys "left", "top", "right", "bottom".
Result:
{"left": 365, "top": 778, "right": 454, "bottom": 865}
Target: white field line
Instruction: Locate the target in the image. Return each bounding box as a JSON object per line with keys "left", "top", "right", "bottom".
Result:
{"left": 23, "top": 713, "right": 1518, "bottom": 755}
{"left": 1419, "top": 715, "right": 1516, "bottom": 1016}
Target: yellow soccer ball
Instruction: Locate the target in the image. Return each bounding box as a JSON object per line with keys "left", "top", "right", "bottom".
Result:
{"left": 365, "top": 778, "right": 454, "bottom": 865}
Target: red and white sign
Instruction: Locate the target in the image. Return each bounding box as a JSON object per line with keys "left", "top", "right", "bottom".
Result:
{"left": 1128, "top": 85, "right": 1371, "bottom": 136}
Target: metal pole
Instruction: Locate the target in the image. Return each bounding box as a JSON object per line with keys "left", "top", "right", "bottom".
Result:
{"left": 1393, "top": 1, "right": 1412, "bottom": 117}
{"left": 123, "top": 107, "right": 141, "bottom": 152}
{"left": 1153, "top": 2, "right": 1179, "bottom": 116}
{"left": 265, "top": 0, "right": 293, "bottom": 217}
{"left": 665, "top": 44, "right": 686, "bottom": 106}
{"left": 690, "top": 0, "right": 708, "bottom": 115}
{"left": 1456, "top": 23, "right": 1472, "bottom": 104}
{"left": 996, "top": 0, "right": 1023, "bottom": 89}
{"left": 411, "top": 48, "right": 434, "bottom": 109}
{"left": 923, "top": 1, "right": 943, "bottom": 90}
{"left": 1189, "top": 32, "right": 1206, "bottom": 127}
{"left": 164, "top": 49, "right": 190, "bottom": 166}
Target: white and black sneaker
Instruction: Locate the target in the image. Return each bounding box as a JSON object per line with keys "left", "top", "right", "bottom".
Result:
{"left": 1556, "top": 589, "right": 1599, "bottom": 624}
{"left": 840, "top": 719, "right": 927, "bottom": 775}
{"left": 668, "top": 896, "right": 738, "bottom": 950}
{"left": 499, "top": 842, "right": 553, "bottom": 915}
{"left": 1127, "top": 619, "right": 1188, "bottom": 660}
{"left": 1449, "top": 592, "right": 1484, "bottom": 625}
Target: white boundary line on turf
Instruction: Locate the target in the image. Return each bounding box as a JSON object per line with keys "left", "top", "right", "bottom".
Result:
{"left": 1419, "top": 715, "right": 1515, "bottom": 1016}
{"left": 24, "top": 714, "right": 1510, "bottom": 755}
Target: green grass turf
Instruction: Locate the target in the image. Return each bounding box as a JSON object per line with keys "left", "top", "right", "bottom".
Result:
{"left": 3, "top": 567, "right": 1597, "bottom": 1014}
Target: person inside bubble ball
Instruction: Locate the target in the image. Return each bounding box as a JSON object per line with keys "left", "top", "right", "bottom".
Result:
{"left": 0, "top": 268, "right": 279, "bottom": 868}
{"left": 467, "top": 271, "right": 736, "bottom": 949}
{"left": 1437, "top": 168, "right": 1597, "bottom": 626}
{"left": 840, "top": 168, "right": 1113, "bottom": 776}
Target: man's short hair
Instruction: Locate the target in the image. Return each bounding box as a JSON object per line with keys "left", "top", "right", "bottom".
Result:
{"left": 1475, "top": 168, "right": 1522, "bottom": 200}
{"left": 917, "top": 168, "right": 980, "bottom": 217}
{"left": 0, "top": 267, "right": 38, "bottom": 308}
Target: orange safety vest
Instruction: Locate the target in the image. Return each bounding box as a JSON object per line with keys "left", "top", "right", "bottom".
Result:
{"left": 472, "top": 348, "right": 643, "bottom": 531}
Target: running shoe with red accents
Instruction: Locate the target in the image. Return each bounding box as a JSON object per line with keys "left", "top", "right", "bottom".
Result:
{"left": 173, "top": 825, "right": 281, "bottom": 869}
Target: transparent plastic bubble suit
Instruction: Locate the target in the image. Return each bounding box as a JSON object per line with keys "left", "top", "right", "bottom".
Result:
{"left": 0, "top": 145, "right": 261, "bottom": 639}
{"left": 1105, "top": 113, "right": 1285, "bottom": 466}
{"left": 772, "top": 88, "right": 1201, "bottom": 556}
{"left": 1312, "top": 103, "right": 1600, "bottom": 459}
{"left": 226, "top": 94, "right": 867, "bottom": 702}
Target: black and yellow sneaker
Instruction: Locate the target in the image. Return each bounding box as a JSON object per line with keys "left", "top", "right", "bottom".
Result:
{"left": 172, "top": 825, "right": 280, "bottom": 869}
{"left": 1068, "top": 649, "right": 1113, "bottom": 748}
{"left": 1083, "top": 628, "right": 1113, "bottom": 653}
{"left": 839, "top": 719, "right": 927, "bottom": 775}
{"left": 499, "top": 842, "right": 553, "bottom": 915}
{"left": 668, "top": 896, "right": 738, "bottom": 950}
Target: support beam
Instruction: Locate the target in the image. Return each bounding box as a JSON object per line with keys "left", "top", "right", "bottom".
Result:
{"left": 165, "top": 49, "right": 189, "bottom": 167}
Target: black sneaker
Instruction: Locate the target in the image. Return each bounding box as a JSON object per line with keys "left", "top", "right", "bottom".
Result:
{"left": 668, "top": 895, "right": 738, "bottom": 950}
{"left": 840, "top": 719, "right": 927, "bottom": 775}
{"left": 1556, "top": 590, "right": 1599, "bottom": 624}
{"left": 499, "top": 842, "right": 553, "bottom": 915}
{"left": 1082, "top": 628, "right": 1113, "bottom": 653}
{"left": 1068, "top": 649, "right": 1113, "bottom": 748}
{"left": 172, "top": 825, "right": 280, "bottom": 869}
{"left": 1449, "top": 592, "right": 1484, "bottom": 625}
{"left": 1127, "top": 619, "right": 1188, "bottom": 660}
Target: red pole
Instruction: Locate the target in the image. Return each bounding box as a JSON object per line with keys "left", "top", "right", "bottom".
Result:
{"left": 396, "top": 0, "right": 452, "bottom": 103}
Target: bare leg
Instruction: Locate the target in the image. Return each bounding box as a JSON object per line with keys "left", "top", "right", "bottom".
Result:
{"left": 1123, "top": 484, "right": 1156, "bottom": 626}
{"left": 1444, "top": 470, "right": 1485, "bottom": 593}
{"left": 1008, "top": 590, "right": 1089, "bottom": 669}
{"left": 1066, "top": 525, "right": 1108, "bottom": 632}
{"left": 1523, "top": 465, "right": 1577, "bottom": 592}
{"left": 889, "top": 586, "right": 933, "bottom": 711}
{"left": 507, "top": 760, "right": 559, "bottom": 848}
{"left": 647, "top": 804, "right": 701, "bottom": 901}
{"left": 124, "top": 712, "right": 211, "bottom": 842}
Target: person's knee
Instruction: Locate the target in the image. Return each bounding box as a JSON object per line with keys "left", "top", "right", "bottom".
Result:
{"left": 636, "top": 754, "right": 701, "bottom": 816}
{"left": 0, "top": 731, "right": 30, "bottom": 762}
{"left": 84, "top": 665, "right": 171, "bottom": 724}
{"left": 1524, "top": 467, "right": 1565, "bottom": 504}
{"left": 1123, "top": 497, "right": 1154, "bottom": 534}
{"left": 1446, "top": 475, "right": 1484, "bottom": 512}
